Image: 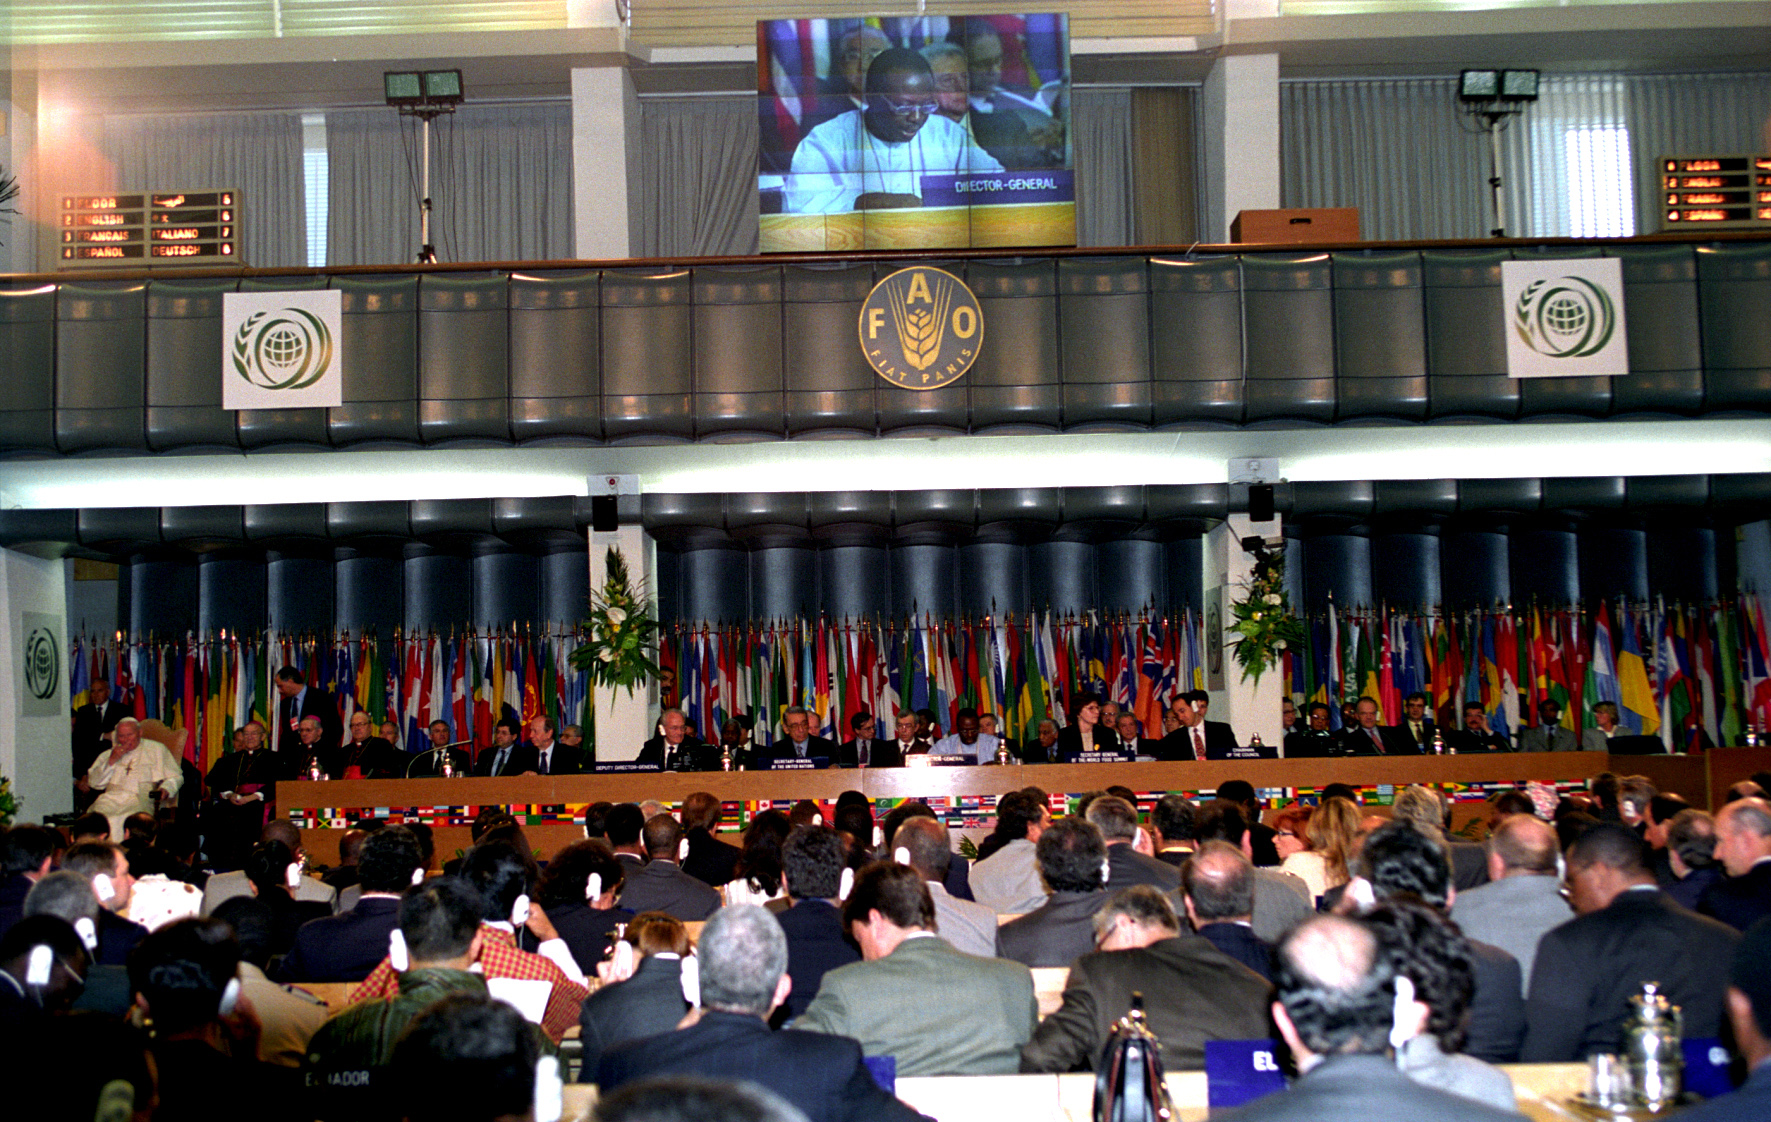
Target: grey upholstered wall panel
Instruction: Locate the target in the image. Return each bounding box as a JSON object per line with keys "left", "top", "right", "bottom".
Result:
{"left": 268, "top": 554, "right": 336, "bottom": 633}
{"left": 891, "top": 542, "right": 959, "bottom": 617}
{"left": 1029, "top": 540, "right": 1096, "bottom": 614}
{"left": 420, "top": 273, "right": 511, "bottom": 443}
{"left": 1698, "top": 243, "right": 1771, "bottom": 411}
{"left": 198, "top": 555, "right": 267, "bottom": 634}
{"left": 473, "top": 550, "right": 540, "bottom": 626}
{"left": 57, "top": 280, "right": 147, "bottom": 452}
{"left": 336, "top": 551, "right": 403, "bottom": 633}
{"left": 679, "top": 546, "right": 749, "bottom": 623}
{"left": 331, "top": 275, "right": 421, "bottom": 446}
{"left": 1441, "top": 529, "right": 1510, "bottom": 608}
{"left": 1058, "top": 258, "right": 1152, "bottom": 429}
{"left": 1579, "top": 526, "right": 1648, "bottom": 603}
{"left": 1150, "top": 255, "right": 1243, "bottom": 428}
{"left": 693, "top": 266, "right": 785, "bottom": 440}
{"left": 128, "top": 556, "right": 198, "bottom": 635}
{"left": 0, "top": 286, "right": 57, "bottom": 452}
{"left": 1613, "top": 246, "right": 1703, "bottom": 416}
{"left": 510, "top": 270, "right": 601, "bottom": 443}
{"left": 538, "top": 549, "right": 591, "bottom": 624}
{"left": 959, "top": 541, "right": 1028, "bottom": 614}
{"left": 1243, "top": 254, "right": 1334, "bottom": 423}
{"left": 1334, "top": 251, "right": 1426, "bottom": 421}
{"left": 968, "top": 260, "right": 1060, "bottom": 431}
{"left": 1371, "top": 532, "right": 1440, "bottom": 609}
{"left": 235, "top": 276, "right": 332, "bottom": 448}
{"left": 1423, "top": 250, "right": 1517, "bottom": 419}
{"left": 146, "top": 279, "right": 238, "bottom": 450}
{"left": 404, "top": 547, "right": 473, "bottom": 631}
{"left": 782, "top": 264, "right": 876, "bottom": 436}
{"left": 1509, "top": 527, "right": 1579, "bottom": 605}
{"left": 821, "top": 545, "right": 890, "bottom": 618}
{"left": 1097, "top": 537, "right": 1165, "bottom": 612}
{"left": 602, "top": 269, "right": 693, "bottom": 442}
{"left": 1648, "top": 525, "right": 1717, "bottom": 603}
{"left": 1299, "top": 533, "right": 1372, "bottom": 611}
{"left": 750, "top": 545, "right": 816, "bottom": 620}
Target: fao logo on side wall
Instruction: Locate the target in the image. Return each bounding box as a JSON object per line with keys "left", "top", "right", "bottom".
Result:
{"left": 858, "top": 267, "right": 984, "bottom": 391}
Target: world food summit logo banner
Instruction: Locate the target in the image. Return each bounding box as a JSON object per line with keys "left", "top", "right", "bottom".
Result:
{"left": 859, "top": 266, "right": 984, "bottom": 390}
{"left": 222, "top": 290, "right": 344, "bottom": 409}
{"left": 20, "top": 611, "right": 62, "bottom": 717}
{"left": 1500, "top": 258, "right": 1628, "bottom": 378}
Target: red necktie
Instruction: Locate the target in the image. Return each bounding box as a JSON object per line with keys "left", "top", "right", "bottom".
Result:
{"left": 1192, "top": 727, "right": 1205, "bottom": 761}
{"left": 1369, "top": 728, "right": 1386, "bottom": 754}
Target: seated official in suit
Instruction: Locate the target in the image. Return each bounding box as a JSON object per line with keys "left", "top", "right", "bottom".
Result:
{"left": 897, "top": 816, "right": 998, "bottom": 959}
{"left": 930, "top": 707, "right": 1000, "bottom": 762}
{"left": 1087, "top": 796, "right": 1182, "bottom": 893}
{"left": 472, "top": 718, "right": 535, "bottom": 778}
{"left": 797, "top": 862, "right": 1037, "bottom": 1076}
{"left": 405, "top": 719, "right": 470, "bottom": 777}
{"left": 771, "top": 706, "right": 837, "bottom": 768}
{"left": 679, "top": 791, "right": 743, "bottom": 888}
{"left": 1582, "top": 701, "right": 1626, "bottom": 752}
{"left": 886, "top": 710, "right": 932, "bottom": 762}
{"left": 1446, "top": 704, "right": 1514, "bottom": 754}
{"left": 1055, "top": 693, "right": 1113, "bottom": 761}
{"left": 597, "top": 903, "right": 934, "bottom": 1122}
{"left": 1283, "top": 702, "right": 1340, "bottom": 759}
{"left": 1523, "top": 823, "right": 1739, "bottom": 1061}
{"left": 617, "top": 814, "right": 721, "bottom": 922}
{"left": 1022, "top": 885, "right": 1272, "bottom": 1073}
{"left": 520, "top": 716, "right": 580, "bottom": 776}
{"left": 1392, "top": 691, "right": 1439, "bottom": 752}
{"left": 1368, "top": 900, "right": 1519, "bottom": 1112}
{"left": 1108, "top": 713, "right": 1159, "bottom": 759}
{"left": 1674, "top": 918, "right": 1771, "bottom": 1122}
{"left": 528, "top": 840, "right": 630, "bottom": 974}
{"left": 1358, "top": 821, "right": 1524, "bottom": 1063}
{"left": 338, "top": 712, "right": 403, "bottom": 780}
{"left": 637, "top": 708, "right": 713, "bottom": 772}
{"left": 1215, "top": 914, "right": 1526, "bottom": 1122}
{"left": 1023, "top": 718, "right": 1061, "bottom": 765}
{"left": 1449, "top": 814, "right": 1570, "bottom": 992}
{"left": 1183, "top": 842, "right": 1277, "bottom": 981}
{"left": 774, "top": 825, "right": 861, "bottom": 1021}
{"left": 1159, "top": 693, "right": 1227, "bottom": 761}
{"left": 578, "top": 912, "right": 692, "bottom": 1076}
{"left": 837, "top": 711, "right": 901, "bottom": 769}
{"left": 1516, "top": 699, "right": 1579, "bottom": 753}
{"left": 997, "top": 816, "right": 1113, "bottom": 969}
{"left": 1339, "top": 697, "right": 1418, "bottom": 756}
{"left": 279, "top": 826, "right": 424, "bottom": 983}
{"left": 1178, "top": 690, "right": 1241, "bottom": 757}
{"left": 1698, "top": 797, "right": 1771, "bottom": 932}
{"left": 979, "top": 713, "right": 1019, "bottom": 763}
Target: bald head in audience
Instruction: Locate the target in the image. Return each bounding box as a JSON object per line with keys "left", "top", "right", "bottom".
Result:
{"left": 1486, "top": 812, "right": 1559, "bottom": 882}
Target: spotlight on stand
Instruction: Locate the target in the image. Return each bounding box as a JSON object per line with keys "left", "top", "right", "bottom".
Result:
{"left": 1456, "top": 68, "right": 1539, "bottom": 238}
{"left": 383, "top": 69, "right": 465, "bottom": 263}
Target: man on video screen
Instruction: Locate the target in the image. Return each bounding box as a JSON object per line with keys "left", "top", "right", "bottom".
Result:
{"left": 785, "top": 47, "right": 1003, "bottom": 215}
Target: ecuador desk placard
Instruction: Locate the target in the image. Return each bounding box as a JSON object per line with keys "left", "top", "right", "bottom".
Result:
{"left": 757, "top": 14, "right": 1075, "bottom": 253}
{"left": 1204, "top": 1039, "right": 1287, "bottom": 1110}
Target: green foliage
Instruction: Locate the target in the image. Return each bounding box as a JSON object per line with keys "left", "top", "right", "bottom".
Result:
{"left": 957, "top": 834, "right": 979, "bottom": 860}
{"left": 569, "top": 547, "right": 663, "bottom": 697}
{"left": 1226, "top": 548, "right": 1305, "bottom": 686}
{"left": 0, "top": 775, "right": 17, "bottom": 828}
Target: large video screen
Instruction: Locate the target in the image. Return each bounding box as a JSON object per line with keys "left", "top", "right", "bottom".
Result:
{"left": 758, "top": 14, "right": 1074, "bottom": 253}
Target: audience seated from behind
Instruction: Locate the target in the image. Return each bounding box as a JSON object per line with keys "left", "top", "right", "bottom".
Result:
{"left": 0, "top": 824, "right": 59, "bottom": 940}
{"left": 0, "top": 914, "right": 90, "bottom": 1029}
{"left": 680, "top": 791, "right": 744, "bottom": 887}
{"left": 1194, "top": 800, "right": 1313, "bottom": 944}
{"left": 240, "top": 840, "right": 333, "bottom": 959}
{"left": 528, "top": 839, "right": 631, "bottom": 974}
{"left": 1151, "top": 794, "right": 1197, "bottom": 867}
{"left": 1393, "top": 785, "right": 1490, "bottom": 892}
{"left": 996, "top": 815, "right": 1113, "bottom": 969}
{"left": 595, "top": 1076, "right": 816, "bottom": 1122}
{"left": 895, "top": 815, "right": 998, "bottom": 960}
{"left": 1182, "top": 841, "right": 1277, "bottom": 981}
{"left": 882, "top": 800, "right": 974, "bottom": 902}
{"left": 211, "top": 895, "right": 328, "bottom": 1069}
{"left": 579, "top": 912, "right": 694, "bottom": 1075}
{"left": 61, "top": 839, "right": 151, "bottom": 966}
{"left": 1675, "top": 915, "right": 1771, "bottom": 1122}
{"left": 774, "top": 824, "right": 861, "bottom": 1022}
{"left": 1448, "top": 813, "right": 1570, "bottom": 992}
{"left": 202, "top": 819, "right": 337, "bottom": 916}
{"left": 969, "top": 789, "right": 1051, "bottom": 914}
{"left": 1664, "top": 809, "right": 1725, "bottom": 911}
{"left": 23, "top": 870, "right": 132, "bottom": 1015}
{"left": 1277, "top": 797, "right": 1359, "bottom": 903}
{"left": 620, "top": 815, "right": 722, "bottom": 922}
{"left": 1021, "top": 884, "right": 1272, "bottom": 1074}
{"left": 1699, "top": 797, "right": 1771, "bottom": 932}
{"left": 278, "top": 825, "right": 424, "bottom": 983}
{"left": 597, "top": 903, "right": 934, "bottom": 1122}
{"left": 797, "top": 862, "right": 1037, "bottom": 1075}
{"left": 390, "top": 992, "right": 550, "bottom": 1122}
{"left": 1087, "top": 796, "right": 1182, "bottom": 893}
{"left": 726, "top": 810, "right": 793, "bottom": 910}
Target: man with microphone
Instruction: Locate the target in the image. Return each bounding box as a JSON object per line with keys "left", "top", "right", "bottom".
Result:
{"left": 408, "top": 719, "right": 470, "bottom": 778}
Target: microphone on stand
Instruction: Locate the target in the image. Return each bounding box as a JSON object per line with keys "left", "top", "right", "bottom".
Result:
{"left": 407, "top": 740, "right": 475, "bottom": 778}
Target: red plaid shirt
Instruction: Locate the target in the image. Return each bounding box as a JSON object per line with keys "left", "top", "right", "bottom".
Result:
{"left": 349, "top": 923, "right": 587, "bottom": 1042}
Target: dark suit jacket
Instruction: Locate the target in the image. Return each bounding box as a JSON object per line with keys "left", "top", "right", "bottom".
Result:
{"left": 1449, "top": 839, "right": 1492, "bottom": 891}
{"left": 770, "top": 735, "right": 838, "bottom": 767}
{"left": 681, "top": 828, "right": 742, "bottom": 887}
{"left": 95, "top": 907, "right": 149, "bottom": 967}
{"left": 775, "top": 898, "right": 861, "bottom": 1020}
{"left": 1283, "top": 730, "right": 1339, "bottom": 758}
{"left": 1203, "top": 720, "right": 1240, "bottom": 754}
{"left": 1055, "top": 724, "right": 1112, "bottom": 761}
{"left": 527, "top": 902, "right": 631, "bottom": 974}
{"left": 335, "top": 737, "right": 403, "bottom": 779}
{"left": 1465, "top": 938, "right": 1526, "bottom": 1062}
{"left": 0, "top": 873, "right": 32, "bottom": 940}
{"left": 404, "top": 745, "right": 468, "bottom": 777}
{"left": 526, "top": 742, "right": 582, "bottom": 775}
{"left": 72, "top": 698, "right": 130, "bottom": 776}
{"left": 1522, "top": 887, "right": 1740, "bottom": 1061}
{"left": 1248, "top": 821, "right": 1282, "bottom": 868}
{"left": 578, "top": 953, "right": 690, "bottom": 1075}
{"left": 617, "top": 860, "right": 721, "bottom": 922}
{"left": 1446, "top": 728, "right": 1514, "bottom": 753}
{"left": 1196, "top": 922, "right": 1275, "bottom": 981}
{"left": 598, "top": 1010, "right": 931, "bottom": 1122}
{"left": 1668, "top": 865, "right": 1724, "bottom": 912}
{"left": 1698, "top": 860, "right": 1771, "bottom": 932}
{"left": 471, "top": 742, "right": 536, "bottom": 777}
{"left": 1337, "top": 724, "right": 1418, "bottom": 756}
{"left": 1021, "top": 934, "right": 1273, "bottom": 1073}
{"left": 1675, "top": 1059, "right": 1771, "bottom": 1122}
{"left": 275, "top": 895, "right": 401, "bottom": 983}
{"left": 277, "top": 686, "right": 342, "bottom": 759}
{"left": 1213, "top": 1051, "right": 1524, "bottom": 1122}
{"left": 1106, "top": 843, "right": 1182, "bottom": 892}
{"left": 1392, "top": 718, "right": 1439, "bottom": 751}
{"left": 996, "top": 890, "right": 1112, "bottom": 968}
{"left": 838, "top": 737, "right": 902, "bottom": 769}
{"left": 636, "top": 735, "right": 712, "bottom": 771}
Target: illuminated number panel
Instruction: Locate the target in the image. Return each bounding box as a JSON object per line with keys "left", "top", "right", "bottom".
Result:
{"left": 1660, "top": 157, "right": 1771, "bottom": 230}
{"left": 60, "top": 190, "right": 241, "bottom": 266}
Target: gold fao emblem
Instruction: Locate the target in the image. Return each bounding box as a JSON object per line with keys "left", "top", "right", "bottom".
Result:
{"left": 858, "top": 266, "right": 983, "bottom": 391}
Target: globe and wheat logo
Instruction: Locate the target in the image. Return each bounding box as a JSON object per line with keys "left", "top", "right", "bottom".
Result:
{"left": 231, "top": 306, "right": 335, "bottom": 392}
{"left": 859, "top": 267, "right": 983, "bottom": 390}
{"left": 24, "top": 627, "right": 58, "bottom": 701}
{"left": 1513, "top": 275, "right": 1617, "bottom": 359}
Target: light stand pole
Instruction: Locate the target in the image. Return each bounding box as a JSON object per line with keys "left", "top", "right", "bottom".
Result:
{"left": 1457, "top": 69, "right": 1539, "bottom": 239}
{"left": 414, "top": 108, "right": 445, "bottom": 264}
{"left": 384, "top": 69, "right": 464, "bottom": 265}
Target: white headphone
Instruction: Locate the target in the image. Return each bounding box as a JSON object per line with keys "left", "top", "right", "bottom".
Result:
{"left": 509, "top": 893, "right": 531, "bottom": 928}
{"left": 533, "top": 1056, "right": 564, "bottom": 1122}
{"left": 74, "top": 917, "right": 98, "bottom": 953}
{"left": 838, "top": 866, "right": 855, "bottom": 901}
{"left": 218, "top": 977, "right": 242, "bottom": 1016}
{"left": 1389, "top": 974, "right": 1419, "bottom": 1048}
{"left": 389, "top": 929, "right": 410, "bottom": 972}
{"left": 93, "top": 874, "right": 115, "bottom": 904}
{"left": 585, "top": 873, "right": 603, "bottom": 904}
{"left": 25, "top": 945, "right": 52, "bottom": 986}
{"left": 410, "top": 867, "right": 425, "bottom": 887}
{"left": 679, "top": 954, "right": 701, "bottom": 1007}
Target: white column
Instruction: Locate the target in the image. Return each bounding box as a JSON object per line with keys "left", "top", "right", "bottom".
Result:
{"left": 1203, "top": 513, "right": 1286, "bottom": 752}
{"left": 1201, "top": 51, "right": 1281, "bottom": 243}
{"left": 571, "top": 66, "right": 642, "bottom": 260}
{"left": 588, "top": 524, "right": 657, "bottom": 762}
{"left": 0, "top": 548, "right": 72, "bottom": 818}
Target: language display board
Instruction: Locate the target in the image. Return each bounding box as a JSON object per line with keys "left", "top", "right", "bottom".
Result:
{"left": 1659, "top": 156, "right": 1771, "bottom": 230}
{"left": 60, "top": 190, "right": 241, "bottom": 267}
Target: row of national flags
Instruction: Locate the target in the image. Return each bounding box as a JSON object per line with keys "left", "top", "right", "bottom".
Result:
{"left": 657, "top": 611, "right": 1207, "bottom": 747}
{"left": 70, "top": 628, "right": 595, "bottom": 778}
{"left": 1284, "top": 597, "right": 1771, "bottom": 751}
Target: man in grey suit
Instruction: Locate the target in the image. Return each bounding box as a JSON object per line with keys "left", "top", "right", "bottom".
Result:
{"left": 996, "top": 816, "right": 1112, "bottom": 968}
{"left": 1517, "top": 700, "right": 1579, "bottom": 752}
{"left": 896, "top": 816, "right": 997, "bottom": 960}
{"left": 969, "top": 790, "right": 1050, "bottom": 915}
{"left": 1215, "top": 914, "right": 1526, "bottom": 1122}
{"left": 1087, "top": 796, "right": 1182, "bottom": 892}
{"left": 1450, "top": 814, "right": 1570, "bottom": 992}
{"left": 617, "top": 814, "right": 721, "bottom": 922}
{"left": 1195, "top": 800, "right": 1313, "bottom": 945}
{"left": 796, "top": 862, "right": 1037, "bottom": 1076}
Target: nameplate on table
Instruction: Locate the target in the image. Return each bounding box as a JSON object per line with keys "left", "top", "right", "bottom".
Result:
{"left": 1682, "top": 1037, "right": 1731, "bottom": 1098}
{"left": 1204, "top": 1039, "right": 1286, "bottom": 1109}
{"left": 594, "top": 762, "right": 661, "bottom": 774}
{"left": 1208, "top": 742, "right": 1279, "bottom": 761}
{"left": 1071, "top": 749, "right": 1136, "bottom": 765}
{"left": 919, "top": 169, "right": 1074, "bottom": 208}
{"left": 765, "top": 757, "right": 818, "bottom": 771}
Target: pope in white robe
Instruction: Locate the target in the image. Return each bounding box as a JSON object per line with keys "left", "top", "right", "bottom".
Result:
{"left": 86, "top": 717, "right": 182, "bottom": 841}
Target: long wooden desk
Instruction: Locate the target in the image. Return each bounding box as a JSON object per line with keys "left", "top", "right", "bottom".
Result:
{"left": 284, "top": 752, "right": 1628, "bottom": 864}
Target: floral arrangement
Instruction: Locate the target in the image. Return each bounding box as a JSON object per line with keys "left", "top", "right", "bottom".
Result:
{"left": 0, "top": 774, "right": 16, "bottom": 828}
{"left": 1226, "top": 545, "right": 1305, "bottom": 686}
{"left": 569, "top": 547, "right": 662, "bottom": 696}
